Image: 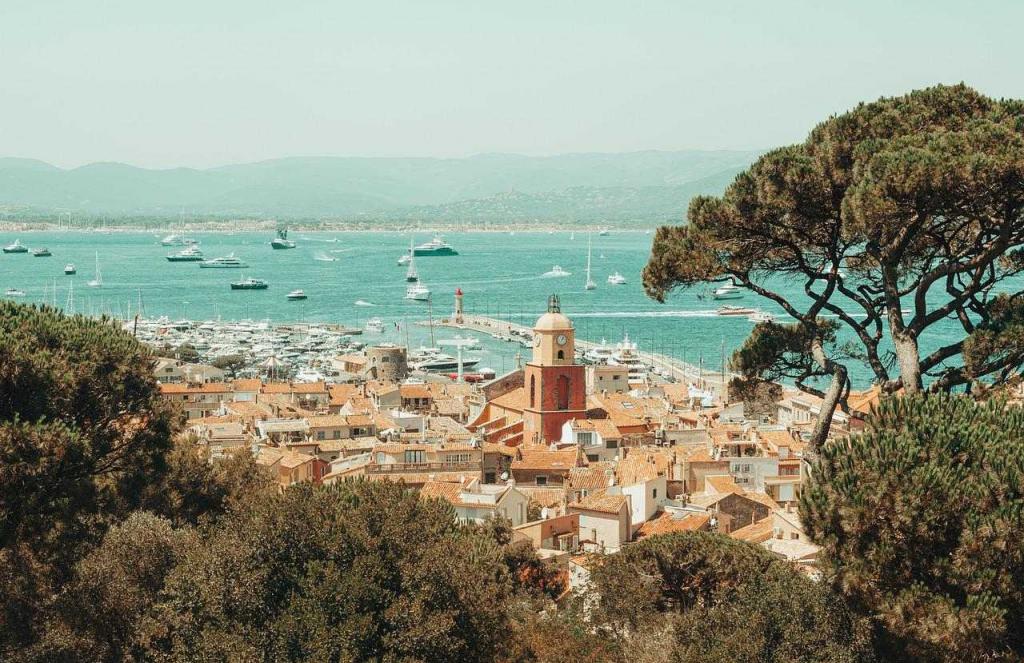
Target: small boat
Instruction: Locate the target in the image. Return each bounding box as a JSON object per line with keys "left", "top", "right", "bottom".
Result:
{"left": 230, "top": 277, "right": 269, "bottom": 290}
{"left": 542, "top": 265, "right": 571, "bottom": 278}
{"left": 200, "top": 254, "right": 248, "bottom": 268}
{"left": 64, "top": 263, "right": 76, "bottom": 275}
{"left": 87, "top": 252, "right": 103, "bottom": 287}
{"left": 598, "top": 229, "right": 609, "bottom": 236}
{"left": 365, "top": 317, "right": 385, "bottom": 333}
{"left": 32, "top": 247, "right": 52, "bottom": 257}
{"left": 717, "top": 305, "right": 757, "bottom": 316}
{"left": 748, "top": 311, "right": 775, "bottom": 323}
{"left": 4, "top": 288, "right": 26, "bottom": 297}
{"left": 3, "top": 240, "right": 28, "bottom": 254}
{"left": 413, "top": 236, "right": 458, "bottom": 256}
{"left": 713, "top": 281, "right": 743, "bottom": 300}
{"left": 166, "top": 245, "right": 205, "bottom": 262}
{"left": 287, "top": 289, "right": 308, "bottom": 300}
{"left": 405, "top": 282, "right": 431, "bottom": 301}
{"left": 270, "top": 228, "right": 296, "bottom": 249}
{"left": 607, "top": 271, "right": 627, "bottom": 285}
{"left": 160, "top": 233, "right": 198, "bottom": 246}
{"left": 405, "top": 250, "right": 419, "bottom": 282}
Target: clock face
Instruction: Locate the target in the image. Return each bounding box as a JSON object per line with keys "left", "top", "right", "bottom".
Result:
{"left": 533, "top": 334, "right": 542, "bottom": 347}
{"left": 557, "top": 334, "right": 568, "bottom": 346}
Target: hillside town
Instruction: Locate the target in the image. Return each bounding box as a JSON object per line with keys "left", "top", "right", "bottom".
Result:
{"left": 158, "top": 294, "right": 885, "bottom": 588}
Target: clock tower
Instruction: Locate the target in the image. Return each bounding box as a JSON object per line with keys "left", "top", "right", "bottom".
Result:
{"left": 522, "top": 295, "right": 587, "bottom": 443}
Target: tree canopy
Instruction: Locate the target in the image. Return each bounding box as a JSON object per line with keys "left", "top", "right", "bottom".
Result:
{"left": 802, "top": 394, "right": 1024, "bottom": 661}
{"left": 644, "top": 84, "right": 1024, "bottom": 443}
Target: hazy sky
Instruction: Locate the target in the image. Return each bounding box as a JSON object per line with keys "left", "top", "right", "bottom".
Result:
{"left": 2, "top": 0, "right": 1022, "bottom": 169}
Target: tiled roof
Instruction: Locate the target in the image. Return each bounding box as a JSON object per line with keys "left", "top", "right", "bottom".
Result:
{"left": 567, "top": 466, "right": 611, "bottom": 492}
{"left": 569, "top": 492, "right": 627, "bottom": 515}
{"left": 615, "top": 456, "right": 661, "bottom": 486}
{"left": 233, "top": 378, "right": 263, "bottom": 392}
{"left": 705, "top": 474, "right": 742, "bottom": 494}
{"left": 636, "top": 511, "right": 711, "bottom": 537}
{"left": 490, "top": 387, "right": 527, "bottom": 412}
{"left": 512, "top": 447, "right": 581, "bottom": 472}
{"left": 307, "top": 415, "right": 351, "bottom": 428}
{"left": 400, "top": 384, "right": 433, "bottom": 399}
{"left": 729, "top": 516, "right": 774, "bottom": 543}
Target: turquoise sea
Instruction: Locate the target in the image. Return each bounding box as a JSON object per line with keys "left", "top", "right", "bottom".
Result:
{"left": 0, "top": 230, "right": 1006, "bottom": 387}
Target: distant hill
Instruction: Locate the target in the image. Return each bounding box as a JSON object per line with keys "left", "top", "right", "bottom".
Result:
{"left": 0, "top": 151, "right": 758, "bottom": 221}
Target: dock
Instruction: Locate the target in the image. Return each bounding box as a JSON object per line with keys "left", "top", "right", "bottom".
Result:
{"left": 425, "top": 314, "right": 734, "bottom": 398}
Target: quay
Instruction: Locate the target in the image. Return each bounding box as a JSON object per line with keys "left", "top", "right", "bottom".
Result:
{"left": 426, "top": 313, "right": 734, "bottom": 398}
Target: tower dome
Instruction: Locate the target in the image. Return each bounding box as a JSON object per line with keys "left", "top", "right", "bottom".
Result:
{"left": 534, "top": 294, "right": 572, "bottom": 331}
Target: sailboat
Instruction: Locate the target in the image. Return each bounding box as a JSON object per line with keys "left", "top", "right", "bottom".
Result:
{"left": 405, "top": 250, "right": 419, "bottom": 283}
{"left": 584, "top": 235, "right": 596, "bottom": 291}
{"left": 87, "top": 252, "right": 103, "bottom": 288}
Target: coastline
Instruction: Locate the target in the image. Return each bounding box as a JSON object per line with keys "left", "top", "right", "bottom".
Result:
{"left": 0, "top": 220, "right": 659, "bottom": 234}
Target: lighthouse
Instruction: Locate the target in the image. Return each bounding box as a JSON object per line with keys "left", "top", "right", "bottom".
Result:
{"left": 454, "top": 287, "right": 464, "bottom": 324}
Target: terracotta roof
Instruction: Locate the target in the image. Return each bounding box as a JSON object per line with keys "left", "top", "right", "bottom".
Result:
{"left": 729, "top": 516, "right": 774, "bottom": 543}
{"left": 233, "top": 378, "right": 262, "bottom": 392}
{"left": 569, "top": 492, "right": 628, "bottom": 515}
{"left": 368, "top": 471, "right": 476, "bottom": 485}
{"left": 482, "top": 443, "right": 519, "bottom": 458}
{"left": 328, "top": 384, "right": 360, "bottom": 406}
{"left": 159, "top": 382, "right": 232, "bottom": 394}
{"left": 615, "top": 456, "right": 661, "bottom": 486}
{"left": 705, "top": 474, "right": 742, "bottom": 494}
{"left": 636, "top": 512, "right": 711, "bottom": 537}
{"left": 568, "top": 418, "right": 623, "bottom": 439}
{"left": 516, "top": 486, "right": 567, "bottom": 508}
{"left": 307, "top": 415, "right": 351, "bottom": 428}
{"left": 261, "top": 382, "right": 292, "bottom": 394}
{"left": 567, "top": 466, "right": 611, "bottom": 492}
{"left": 290, "top": 381, "right": 328, "bottom": 394}
{"left": 490, "top": 387, "right": 527, "bottom": 412}
{"left": 400, "top": 384, "right": 433, "bottom": 399}
{"left": 512, "top": 448, "right": 582, "bottom": 472}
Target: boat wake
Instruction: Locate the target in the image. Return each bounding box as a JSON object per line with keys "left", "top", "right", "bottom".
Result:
{"left": 313, "top": 251, "right": 338, "bottom": 262}
{"left": 354, "top": 300, "right": 377, "bottom": 307}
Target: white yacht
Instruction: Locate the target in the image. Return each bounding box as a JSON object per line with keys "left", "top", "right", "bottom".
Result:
{"left": 287, "top": 289, "right": 308, "bottom": 300}
{"left": 608, "top": 334, "right": 648, "bottom": 382}
{"left": 64, "top": 263, "right": 76, "bottom": 275}
{"left": 607, "top": 271, "right": 627, "bottom": 285}
{"left": 712, "top": 282, "right": 743, "bottom": 299}
{"left": 717, "top": 305, "right": 758, "bottom": 316}
{"left": 160, "top": 233, "right": 197, "bottom": 247}
{"left": 200, "top": 253, "right": 248, "bottom": 268}
{"left": 4, "top": 288, "right": 26, "bottom": 297}
{"left": 542, "top": 265, "right": 571, "bottom": 278}
{"left": 271, "top": 228, "right": 296, "bottom": 249}
{"left": 583, "top": 339, "right": 615, "bottom": 364}
{"left": 405, "top": 281, "right": 431, "bottom": 301}
{"left": 413, "top": 236, "right": 458, "bottom": 256}
{"left": 365, "top": 317, "right": 385, "bottom": 333}
{"left": 87, "top": 252, "right": 103, "bottom": 288}
{"left": 166, "top": 245, "right": 205, "bottom": 262}
{"left": 3, "top": 239, "right": 28, "bottom": 254}
{"left": 415, "top": 353, "right": 480, "bottom": 372}
{"left": 598, "top": 229, "right": 610, "bottom": 236}
{"left": 748, "top": 310, "right": 775, "bottom": 323}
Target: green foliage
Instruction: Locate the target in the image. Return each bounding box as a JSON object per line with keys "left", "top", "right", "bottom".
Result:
{"left": 589, "top": 532, "right": 872, "bottom": 661}
{"left": 211, "top": 353, "right": 246, "bottom": 378}
{"left": 802, "top": 394, "right": 1024, "bottom": 660}
{"left": 147, "top": 480, "right": 516, "bottom": 662}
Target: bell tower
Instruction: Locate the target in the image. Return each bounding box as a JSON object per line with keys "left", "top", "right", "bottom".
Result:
{"left": 522, "top": 295, "right": 587, "bottom": 444}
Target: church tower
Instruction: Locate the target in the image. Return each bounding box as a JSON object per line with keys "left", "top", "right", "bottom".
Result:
{"left": 522, "top": 295, "right": 587, "bottom": 444}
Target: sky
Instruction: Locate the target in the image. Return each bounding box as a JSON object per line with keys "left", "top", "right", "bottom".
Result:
{"left": 1, "top": 0, "right": 1022, "bottom": 169}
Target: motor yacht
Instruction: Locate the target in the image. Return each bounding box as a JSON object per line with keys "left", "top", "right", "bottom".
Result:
{"left": 414, "top": 353, "right": 480, "bottom": 372}
{"left": 3, "top": 239, "right": 28, "bottom": 254}
{"left": 413, "top": 236, "right": 458, "bottom": 256}
{"left": 64, "top": 263, "right": 76, "bottom": 275}
{"left": 200, "top": 253, "right": 248, "bottom": 268}
{"left": 405, "top": 282, "right": 431, "bottom": 301}
{"left": 365, "top": 317, "right": 385, "bottom": 333}
{"left": 287, "top": 289, "right": 308, "bottom": 300}
{"left": 166, "top": 245, "right": 205, "bottom": 262}
{"left": 583, "top": 339, "right": 615, "bottom": 364}
{"left": 4, "top": 288, "right": 26, "bottom": 297}
{"left": 160, "top": 233, "right": 197, "bottom": 246}
{"left": 230, "top": 277, "right": 269, "bottom": 290}
{"left": 542, "top": 265, "right": 571, "bottom": 278}
{"left": 32, "top": 247, "right": 52, "bottom": 257}
{"left": 607, "top": 271, "right": 627, "bottom": 285}
{"left": 608, "top": 334, "right": 648, "bottom": 382}
{"left": 748, "top": 310, "right": 775, "bottom": 323}
{"left": 717, "top": 305, "right": 758, "bottom": 316}
{"left": 712, "top": 282, "right": 743, "bottom": 300}
{"left": 270, "top": 228, "right": 296, "bottom": 249}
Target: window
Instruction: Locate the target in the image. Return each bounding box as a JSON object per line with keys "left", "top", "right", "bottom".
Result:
{"left": 333, "top": 430, "right": 341, "bottom": 439}
{"left": 557, "top": 375, "right": 570, "bottom": 410}
{"left": 404, "top": 450, "right": 425, "bottom": 464}
{"left": 381, "top": 356, "right": 389, "bottom": 363}
{"left": 536, "top": 476, "right": 548, "bottom": 486}
{"left": 316, "top": 431, "right": 325, "bottom": 440}
{"left": 530, "top": 375, "right": 536, "bottom": 408}
{"left": 557, "top": 350, "right": 564, "bottom": 360}
{"left": 586, "top": 454, "right": 598, "bottom": 462}
{"left": 446, "top": 453, "right": 471, "bottom": 464}
{"left": 485, "top": 472, "right": 496, "bottom": 483}
{"left": 517, "top": 503, "right": 524, "bottom": 523}
{"left": 606, "top": 440, "right": 618, "bottom": 449}
{"left": 577, "top": 431, "right": 594, "bottom": 445}
{"left": 652, "top": 488, "right": 658, "bottom": 499}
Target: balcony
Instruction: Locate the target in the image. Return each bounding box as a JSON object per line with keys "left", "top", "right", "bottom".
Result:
{"left": 365, "top": 461, "right": 481, "bottom": 475}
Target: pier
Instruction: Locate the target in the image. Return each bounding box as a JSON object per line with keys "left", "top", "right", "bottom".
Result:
{"left": 426, "top": 313, "right": 735, "bottom": 398}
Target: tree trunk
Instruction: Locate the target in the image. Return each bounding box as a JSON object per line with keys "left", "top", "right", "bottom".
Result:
{"left": 809, "top": 363, "right": 847, "bottom": 452}
{"left": 892, "top": 329, "right": 922, "bottom": 393}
